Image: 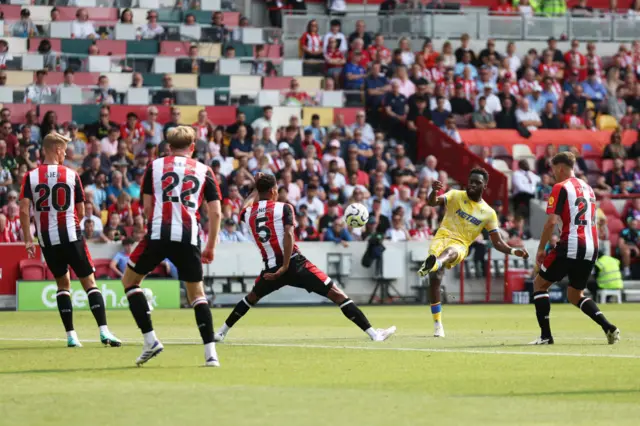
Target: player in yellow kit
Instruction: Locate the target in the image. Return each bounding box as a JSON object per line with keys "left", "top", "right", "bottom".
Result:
{"left": 418, "top": 168, "right": 529, "bottom": 337}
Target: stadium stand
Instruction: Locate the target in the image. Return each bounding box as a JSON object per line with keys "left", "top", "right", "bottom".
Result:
{"left": 2, "top": 0, "right": 640, "bottom": 299}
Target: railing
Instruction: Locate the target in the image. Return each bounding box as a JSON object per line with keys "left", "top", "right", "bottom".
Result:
{"left": 284, "top": 11, "right": 640, "bottom": 42}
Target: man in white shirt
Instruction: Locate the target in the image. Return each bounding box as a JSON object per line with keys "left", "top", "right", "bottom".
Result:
{"left": 506, "top": 42, "right": 521, "bottom": 75}
{"left": 343, "top": 170, "right": 370, "bottom": 200}
{"left": 419, "top": 155, "right": 439, "bottom": 183}
{"left": 349, "top": 111, "right": 375, "bottom": 146}
{"left": 71, "top": 8, "right": 98, "bottom": 39}
{"left": 323, "top": 19, "right": 348, "bottom": 54}
{"left": 251, "top": 106, "right": 278, "bottom": 144}
{"left": 515, "top": 98, "right": 542, "bottom": 131}
{"left": 137, "top": 11, "right": 165, "bottom": 39}
{"left": 512, "top": 159, "right": 540, "bottom": 217}
{"left": 478, "top": 84, "right": 502, "bottom": 115}
{"left": 56, "top": 68, "right": 77, "bottom": 103}
{"left": 24, "top": 69, "right": 52, "bottom": 104}
{"left": 79, "top": 200, "right": 104, "bottom": 233}
{"left": 296, "top": 184, "right": 325, "bottom": 224}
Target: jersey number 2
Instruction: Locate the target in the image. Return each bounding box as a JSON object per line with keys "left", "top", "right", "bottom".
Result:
{"left": 34, "top": 183, "right": 71, "bottom": 212}
{"left": 574, "top": 197, "right": 596, "bottom": 226}
{"left": 162, "top": 172, "right": 200, "bottom": 209}
{"left": 255, "top": 217, "right": 271, "bottom": 243}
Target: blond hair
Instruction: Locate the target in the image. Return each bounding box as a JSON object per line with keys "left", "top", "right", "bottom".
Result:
{"left": 43, "top": 132, "right": 70, "bottom": 152}
{"left": 167, "top": 125, "right": 196, "bottom": 149}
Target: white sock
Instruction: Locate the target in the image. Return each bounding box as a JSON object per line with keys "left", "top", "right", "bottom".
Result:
{"left": 365, "top": 327, "right": 378, "bottom": 340}
{"left": 218, "top": 323, "right": 230, "bottom": 335}
{"left": 143, "top": 330, "right": 157, "bottom": 346}
{"left": 66, "top": 330, "right": 78, "bottom": 340}
{"left": 204, "top": 342, "right": 218, "bottom": 360}
{"left": 99, "top": 325, "right": 109, "bottom": 334}
{"left": 436, "top": 259, "right": 443, "bottom": 270}
{"left": 624, "top": 266, "right": 631, "bottom": 276}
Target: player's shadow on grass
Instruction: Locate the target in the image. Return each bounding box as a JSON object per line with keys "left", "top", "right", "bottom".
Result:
{"left": 469, "top": 389, "right": 640, "bottom": 398}
{"left": 451, "top": 342, "right": 593, "bottom": 349}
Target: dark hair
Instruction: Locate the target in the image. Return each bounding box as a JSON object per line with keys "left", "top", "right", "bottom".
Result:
{"left": 551, "top": 152, "right": 576, "bottom": 168}
{"left": 263, "top": 106, "right": 273, "bottom": 112}
{"left": 126, "top": 112, "right": 138, "bottom": 119}
{"left": 64, "top": 68, "right": 74, "bottom": 76}
{"left": 330, "top": 19, "right": 341, "bottom": 27}
{"left": 256, "top": 174, "right": 277, "bottom": 194}
{"left": 307, "top": 184, "right": 318, "bottom": 191}
{"left": 122, "top": 237, "right": 134, "bottom": 246}
{"left": 469, "top": 167, "right": 489, "bottom": 182}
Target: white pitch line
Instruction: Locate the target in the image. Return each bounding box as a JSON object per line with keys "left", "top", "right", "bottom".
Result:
{"left": 0, "top": 337, "right": 638, "bottom": 359}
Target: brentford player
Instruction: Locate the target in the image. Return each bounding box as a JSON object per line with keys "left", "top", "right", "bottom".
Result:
{"left": 214, "top": 174, "right": 396, "bottom": 343}
{"left": 122, "top": 126, "right": 222, "bottom": 366}
{"left": 531, "top": 152, "right": 619, "bottom": 345}
{"left": 19, "top": 132, "right": 121, "bottom": 348}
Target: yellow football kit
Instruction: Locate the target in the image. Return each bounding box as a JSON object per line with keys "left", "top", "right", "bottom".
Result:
{"left": 429, "top": 189, "right": 500, "bottom": 268}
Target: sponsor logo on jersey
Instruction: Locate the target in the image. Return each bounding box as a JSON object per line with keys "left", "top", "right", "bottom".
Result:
{"left": 455, "top": 208, "right": 482, "bottom": 226}
{"left": 548, "top": 196, "right": 555, "bottom": 207}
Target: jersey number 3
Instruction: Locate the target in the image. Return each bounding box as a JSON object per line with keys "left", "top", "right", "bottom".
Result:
{"left": 162, "top": 172, "right": 200, "bottom": 209}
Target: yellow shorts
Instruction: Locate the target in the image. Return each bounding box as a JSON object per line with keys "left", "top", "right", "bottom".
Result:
{"left": 428, "top": 236, "right": 469, "bottom": 269}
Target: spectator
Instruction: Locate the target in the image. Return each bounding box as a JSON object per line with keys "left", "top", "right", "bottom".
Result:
{"left": 0, "top": 41, "right": 14, "bottom": 70}
{"left": 441, "top": 117, "right": 462, "bottom": 144}
{"left": 296, "top": 183, "right": 324, "bottom": 224}
{"left": 410, "top": 215, "right": 432, "bottom": 241}
{"left": 385, "top": 213, "right": 411, "bottom": 242}
{"left": 324, "top": 218, "right": 352, "bottom": 247}
{"left": 454, "top": 33, "right": 477, "bottom": 64}
{"left": 507, "top": 216, "right": 532, "bottom": 246}
{"left": 450, "top": 83, "right": 474, "bottom": 118}
{"left": 295, "top": 213, "right": 320, "bottom": 241}
{"left": 152, "top": 74, "right": 177, "bottom": 105}
{"left": 365, "top": 62, "right": 391, "bottom": 122}
{"left": 252, "top": 106, "right": 278, "bottom": 144}
{"left": 219, "top": 219, "right": 248, "bottom": 243}
{"left": 24, "top": 70, "right": 52, "bottom": 104}
{"left": 142, "top": 106, "right": 163, "bottom": 149}
{"left": 563, "top": 83, "right": 587, "bottom": 115}
{"left": 383, "top": 80, "right": 409, "bottom": 140}
{"left": 536, "top": 144, "right": 556, "bottom": 175}
{"left": 581, "top": 69, "right": 607, "bottom": 105}
{"left": 323, "top": 19, "right": 347, "bottom": 55}
{"left": 564, "top": 103, "right": 586, "bottom": 129}
{"left": 473, "top": 97, "right": 497, "bottom": 129}
{"left": 81, "top": 217, "right": 103, "bottom": 243}
{"left": 300, "top": 19, "right": 324, "bottom": 73}
{"left": 604, "top": 158, "right": 633, "bottom": 194}
{"left": 515, "top": 98, "right": 542, "bottom": 131}
{"left": 350, "top": 111, "right": 375, "bottom": 146}
{"left": 109, "top": 238, "right": 135, "bottom": 277}
{"left": 505, "top": 42, "right": 521, "bottom": 75}
{"left": 324, "top": 37, "right": 346, "bottom": 80}
{"left": 512, "top": 159, "right": 540, "bottom": 215}
{"left": 526, "top": 83, "right": 546, "bottom": 114}
{"left": 541, "top": 101, "right": 562, "bottom": 129}
{"left": 431, "top": 96, "right": 450, "bottom": 128}
{"left": 100, "top": 127, "right": 121, "bottom": 157}
{"left": 480, "top": 84, "right": 502, "bottom": 115}
{"left": 103, "top": 211, "right": 127, "bottom": 242}
{"left": 572, "top": 0, "right": 593, "bottom": 16}
{"left": 564, "top": 39, "right": 587, "bottom": 82}
{"left": 491, "top": 0, "right": 515, "bottom": 13}
{"left": 106, "top": 170, "right": 127, "bottom": 206}
{"left": 249, "top": 44, "right": 276, "bottom": 77}
{"left": 318, "top": 200, "right": 340, "bottom": 233}
{"left": 536, "top": 173, "right": 554, "bottom": 200}
{"left": 137, "top": 10, "right": 164, "bottom": 39}
{"left": 12, "top": 9, "right": 38, "bottom": 38}
{"left": 0, "top": 213, "right": 16, "bottom": 242}
{"left": 454, "top": 51, "right": 478, "bottom": 79}
{"left": 344, "top": 51, "right": 367, "bottom": 91}
{"left": 229, "top": 125, "right": 252, "bottom": 159}
{"left": 608, "top": 86, "right": 627, "bottom": 122}
{"left": 348, "top": 20, "right": 373, "bottom": 49}
{"left": 618, "top": 219, "right": 640, "bottom": 278}
{"left": 210, "top": 11, "right": 231, "bottom": 42}
{"left": 94, "top": 75, "right": 118, "bottom": 105}
{"left": 71, "top": 8, "right": 98, "bottom": 39}
{"left": 603, "top": 130, "right": 628, "bottom": 159}
{"left": 517, "top": 0, "right": 535, "bottom": 17}
{"left": 543, "top": 36, "right": 565, "bottom": 65}
{"left": 391, "top": 65, "right": 416, "bottom": 98}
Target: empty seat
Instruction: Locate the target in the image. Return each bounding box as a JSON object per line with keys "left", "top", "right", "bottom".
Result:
{"left": 58, "top": 87, "right": 83, "bottom": 105}
{"left": 263, "top": 77, "right": 292, "bottom": 90}
{"left": 153, "top": 57, "right": 176, "bottom": 74}
{"left": 126, "top": 88, "right": 150, "bottom": 105}
{"left": 160, "top": 41, "right": 192, "bottom": 57}
{"left": 282, "top": 59, "right": 303, "bottom": 77}
{"left": 196, "top": 89, "right": 215, "bottom": 106}
{"left": 96, "top": 40, "right": 127, "bottom": 56}
{"left": 302, "top": 107, "right": 334, "bottom": 127}
{"left": 6, "top": 71, "right": 33, "bottom": 86}
{"left": 21, "top": 54, "right": 44, "bottom": 71}
{"left": 272, "top": 106, "right": 302, "bottom": 128}
{"left": 138, "top": 0, "right": 160, "bottom": 8}
{"left": 157, "top": 8, "right": 182, "bottom": 23}
{"left": 171, "top": 74, "right": 197, "bottom": 89}
{"left": 62, "top": 39, "right": 93, "bottom": 55}
{"left": 230, "top": 75, "right": 261, "bottom": 93}
{"left": 87, "top": 56, "right": 111, "bottom": 73}
{"left": 602, "top": 159, "right": 614, "bottom": 173}
{"left": 141, "top": 73, "right": 164, "bottom": 87}
{"left": 114, "top": 23, "right": 137, "bottom": 41}
{"left": 175, "top": 90, "right": 197, "bottom": 105}
{"left": 296, "top": 76, "right": 323, "bottom": 92}
{"left": 319, "top": 90, "right": 344, "bottom": 107}
{"left": 258, "top": 90, "right": 281, "bottom": 107}
{"left": 20, "top": 259, "right": 46, "bottom": 281}
{"left": 512, "top": 143, "right": 535, "bottom": 159}
{"left": 180, "top": 24, "right": 202, "bottom": 42}
{"left": 176, "top": 106, "right": 202, "bottom": 124}
{"left": 199, "top": 43, "right": 221, "bottom": 59}
{"left": 241, "top": 28, "right": 264, "bottom": 44}
{"left": 4, "top": 37, "right": 27, "bottom": 55}
{"left": 28, "top": 38, "right": 62, "bottom": 53}
{"left": 218, "top": 58, "right": 244, "bottom": 75}
{"left": 71, "top": 104, "right": 100, "bottom": 125}
{"left": 0, "top": 87, "right": 14, "bottom": 103}
{"left": 492, "top": 159, "right": 511, "bottom": 173}
{"left": 492, "top": 145, "right": 512, "bottom": 159}
{"left": 50, "top": 22, "right": 72, "bottom": 39}
{"left": 201, "top": 0, "right": 222, "bottom": 10}
{"left": 199, "top": 74, "right": 229, "bottom": 89}
{"left": 597, "top": 114, "right": 618, "bottom": 130}
{"left": 126, "top": 40, "right": 159, "bottom": 55}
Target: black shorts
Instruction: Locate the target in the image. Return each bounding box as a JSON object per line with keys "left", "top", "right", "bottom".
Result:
{"left": 128, "top": 238, "right": 202, "bottom": 282}
{"left": 539, "top": 249, "right": 594, "bottom": 290}
{"left": 252, "top": 254, "right": 334, "bottom": 300}
{"left": 42, "top": 240, "right": 95, "bottom": 279}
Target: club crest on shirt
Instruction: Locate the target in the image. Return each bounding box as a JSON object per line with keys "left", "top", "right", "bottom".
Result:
{"left": 548, "top": 196, "right": 555, "bottom": 206}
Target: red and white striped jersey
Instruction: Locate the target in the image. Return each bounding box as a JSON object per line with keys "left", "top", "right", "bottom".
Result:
{"left": 143, "top": 155, "right": 220, "bottom": 246}
{"left": 20, "top": 164, "right": 84, "bottom": 247}
{"left": 300, "top": 32, "right": 322, "bottom": 53}
{"left": 518, "top": 78, "right": 536, "bottom": 95}
{"left": 546, "top": 177, "right": 598, "bottom": 261}
{"left": 241, "top": 200, "right": 300, "bottom": 269}
{"left": 428, "top": 67, "right": 444, "bottom": 82}
{"left": 538, "top": 63, "right": 560, "bottom": 78}
{"left": 457, "top": 78, "right": 477, "bottom": 100}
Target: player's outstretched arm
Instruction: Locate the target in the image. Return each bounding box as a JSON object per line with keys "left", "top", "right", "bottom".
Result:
{"left": 427, "top": 180, "right": 446, "bottom": 207}
{"left": 535, "top": 214, "right": 559, "bottom": 265}
{"left": 489, "top": 231, "right": 529, "bottom": 259}
{"left": 264, "top": 224, "right": 294, "bottom": 281}
{"left": 19, "top": 198, "right": 35, "bottom": 258}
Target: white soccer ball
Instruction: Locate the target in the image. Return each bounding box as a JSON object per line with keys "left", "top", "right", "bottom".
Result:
{"left": 344, "top": 203, "right": 370, "bottom": 229}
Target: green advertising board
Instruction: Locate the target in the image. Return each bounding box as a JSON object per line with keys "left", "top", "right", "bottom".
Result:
{"left": 17, "top": 280, "right": 180, "bottom": 311}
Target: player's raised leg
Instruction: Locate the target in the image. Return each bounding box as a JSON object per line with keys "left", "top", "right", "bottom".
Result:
{"left": 186, "top": 281, "right": 219, "bottom": 367}
{"left": 122, "top": 265, "right": 163, "bottom": 366}
{"left": 52, "top": 272, "right": 82, "bottom": 348}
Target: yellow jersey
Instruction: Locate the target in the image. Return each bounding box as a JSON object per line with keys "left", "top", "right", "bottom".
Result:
{"left": 437, "top": 189, "right": 500, "bottom": 248}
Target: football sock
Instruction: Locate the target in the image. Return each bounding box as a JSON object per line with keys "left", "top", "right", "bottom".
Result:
{"left": 624, "top": 266, "right": 630, "bottom": 276}
{"left": 533, "top": 291, "right": 552, "bottom": 338}
{"left": 431, "top": 302, "right": 442, "bottom": 323}
{"left": 224, "top": 297, "right": 252, "bottom": 329}
{"left": 339, "top": 299, "right": 372, "bottom": 332}
{"left": 204, "top": 342, "right": 218, "bottom": 361}
{"left": 125, "top": 286, "right": 154, "bottom": 334}
{"left": 434, "top": 258, "right": 443, "bottom": 272}
{"left": 192, "top": 297, "right": 214, "bottom": 344}
{"left": 56, "top": 290, "right": 74, "bottom": 332}
{"left": 86, "top": 287, "right": 107, "bottom": 327}
{"left": 576, "top": 297, "right": 614, "bottom": 331}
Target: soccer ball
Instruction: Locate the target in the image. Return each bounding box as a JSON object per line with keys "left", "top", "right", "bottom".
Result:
{"left": 344, "top": 203, "right": 369, "bottom": 229}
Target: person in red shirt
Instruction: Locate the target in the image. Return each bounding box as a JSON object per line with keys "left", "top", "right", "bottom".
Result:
{"left": 564, "top": 103, "right": 586, "bottom": 129}
{"left": 490, "top": 0, "right": 515, "bottom": 14}
{"left": 0, "top": 213, "right": 16, "bottom": 243}
{"left": 367, "top": 33, "right": 391, "bottom": 65}
{"left": 107, "top": 192, "right": 140, "bottom": 226}
{"left": 222, "top": 183, "right": 244, "bottom": 223}
{"left": 192, "top": 109, "right": 215, "bottom": 142}
{"left": 324, "top": 37, "right": 346, "bottom": 80}
{"left": 564, "top": 39, "right": 588, "bottom": 82}
{"left": 538, "top": 50, "right": 561, "bottom": 79}
{"left": 301, "top": 129, "right": 323, "bottom": 158}
{"left": 284, "top": 79, "right": 313, "bottom": 106}
{"left": 348, "top": 37, "right": 371, "bottom": 69}
{"left": 120, "top": 112, "right": 145, "bottom": 150}
{"left": 409, "top": 216, "right": 432, "bottom": 241}
{"left": 417, "top": 38, "right": 440, "bottom": 69}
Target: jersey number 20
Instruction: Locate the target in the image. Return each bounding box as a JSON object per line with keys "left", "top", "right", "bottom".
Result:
{"left": 162, "top": 172, "right": 200, "bottom": 209}
{"left": 34, "top": 183, "right": 71, "bottom": 212}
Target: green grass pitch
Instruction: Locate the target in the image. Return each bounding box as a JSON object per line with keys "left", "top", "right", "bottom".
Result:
{"left": 1, "top": 304, "right": 639, "bottom": 426}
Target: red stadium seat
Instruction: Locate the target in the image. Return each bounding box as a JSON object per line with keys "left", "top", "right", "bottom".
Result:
{"left": 40, "top": 105, "right": 73, "bottom": 125}
{"left": 263, "top": 77, "right": 292, "bottom": 90}
{"left": 0, "top": 5, "right": 22, "bottom": 20}
{"left": 222, "top": 12, "right": 240, "bottom": 27}
{"left": 44, "top": 72, "right": 99, "bottom": 86}
{"left": 333, "top": 108, "right": 361, "bottom": 126}
{"left": 263, "top": 44, "right": 282, "bottom": 59}
{"left": 608, "top": 217, "right": 625, "bottom": 236}
{"left": 204, "top": 106, "right": 237, "bottom": 125}
{"left": 19, "top": 259, "right": 46, "bottom": 281}
{"left": 29, "top": 38, "right": 62, "bottom": 53}
{"left": 535, "top": 145, "right": 547, "bottom": 157}
{"left": 601, "top": 159, "right": 614, "bottom": 173}
{"left": 93, "top": 259, "right": 115, "bottom": 279}
{"left": 1, "top": 104, "right": 37, "bottom": 123}
{"left": 45, "top": 267, "right": 55, "bottom": 280}
{"left": 624, "top": 159, "right": 636, "bottom": 171}
{"left": 96, "top": 40, "right": 127, "bottom": 56}
{"left": 599, "top": 199, "right": 620, "bottom": 219}
{"left": 160, "top": 41, "right": 192, "bottom": 57}
{"left": 57, "top": 7, "right": 119, "bottom": 23}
